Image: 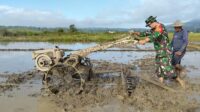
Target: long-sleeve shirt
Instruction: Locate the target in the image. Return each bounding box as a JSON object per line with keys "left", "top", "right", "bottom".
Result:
{"left": 171, "top": 29, "right": 188, "bottom": 52}
{"left": 139, "top": 23, "right": 171, "bottom": 57}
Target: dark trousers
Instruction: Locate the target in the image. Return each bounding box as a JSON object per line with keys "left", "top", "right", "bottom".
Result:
{"left": 171, "top": 50, "right": 186, "bottom": 66}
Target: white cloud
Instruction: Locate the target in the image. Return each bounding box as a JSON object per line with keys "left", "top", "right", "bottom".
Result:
{"left": 124, "top": 0, "right": 200, "bottom": 26}
{"left": 92, "top": 0, "right": 200, "bottom": 27}
{"left": 0, "top": 5, "right": 76, "bottom": 27}
{"left": 0, "top": 0, "right": 200, "bottom": 28}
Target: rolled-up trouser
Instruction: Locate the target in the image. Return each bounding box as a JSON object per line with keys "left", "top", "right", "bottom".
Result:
{"left": 155, "top": 56, "right": 177, "bottom": 79}
{"left": 172, "top": 50, "right": 186, "bottom": 66}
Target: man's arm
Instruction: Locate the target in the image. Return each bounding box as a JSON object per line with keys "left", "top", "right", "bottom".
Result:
{"left": 179, "top": 30, "right": 188, "bottom": 52}
{"left": 139, "top": 30, "right": 163, "bottom": 44}
{"left": 131, "top": 31, "right": 151, "bottom": 37}
{"left": 170, "top": 34, "right": 174, "bottom": 50}
{"left": 131, "top": 31, "right": 152, "bottom": 45}
{"left": 139, "top": 37, "right": 150, "bottom": 45}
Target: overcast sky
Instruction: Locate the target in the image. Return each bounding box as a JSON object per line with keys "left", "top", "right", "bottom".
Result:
{"left": 0, "top": 0, "right": 199, "bottom": 28}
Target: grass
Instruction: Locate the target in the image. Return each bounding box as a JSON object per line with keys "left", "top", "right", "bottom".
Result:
{"left": 0, "top": 32, "right": 200, "bottom": 43}
{"left": 0, "top": 32, "right": 125, "bottom": 43}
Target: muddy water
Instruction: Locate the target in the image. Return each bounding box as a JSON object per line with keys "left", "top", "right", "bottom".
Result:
{"left": 0, "top": 42, "right": 154, "bottom": 73}
{"left": 0, "top": 42, "right": 97, "bottom": 50}
{"left": 1, "top": 50, "right": 199, "bottom": 75}
{"left": 0, "top": 84, "right": 39, "bottom": 112}
{"left": 0, "top": 42, "right": 96, "bottom": 73}
{"left": 1, "top": 42, "right": 200, "bottom": 74}
{"left": 0, "top": 51, "right": 153, "bottom": 73}
{"left": 182, "top": 51, "right": 200, "bottom": 78}
{"left": 0, "top": 51, "right": 33, "bottom": 73}
{"left": 0, "top": 42, "right": 154, "bottom": 50}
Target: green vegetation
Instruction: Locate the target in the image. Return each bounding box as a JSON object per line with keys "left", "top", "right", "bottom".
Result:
{"left": 0, "top": 25, "right": 125, "bottom": 42}
{"left": 0, "top": 25, "right": 200, "bottom": 42}
{"left": 0, "top": 31, "right": 125, "bottom": 42}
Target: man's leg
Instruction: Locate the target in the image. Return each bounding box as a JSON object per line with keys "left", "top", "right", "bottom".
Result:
{"left": 159, "top": 77, "right": 164, "bottom": 83}
{"left": 161, "top": 57, "right": 185, "bottom": 88}
{"left": 175, "top": 64, "right": 182, "bottom": 70}
{"left": 174, "top": 64, "right": 186, "bottom": 88}
{"left": 172, "top": 52, "right": 181, "bottom": 72}
{"left": 155, "top": 57, "right": 164, "bottom": 83}
{"left": 172, "top": 51, "right": 186, "bottom": 78}
{"left": 175, "top": 64, "right": 181, "bottom": 76}
{"left": 176, "top": 76, "right": 185, "bottom": 89}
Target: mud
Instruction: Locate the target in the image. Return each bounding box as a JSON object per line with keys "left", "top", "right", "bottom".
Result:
{"left": 0, "top": 71, "right": 40, "bottom": 92}
{"left": 0, "top": 57, "right": 200, "bottom": 112}
{"left": 116, "top": 42, "right": 200, "bottom": 51}
{"left": 41, "top": 58, "right": 200, "bottom": 112}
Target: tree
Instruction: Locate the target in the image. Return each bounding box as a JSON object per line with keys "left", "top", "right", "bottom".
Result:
{"left": 57, "top": 28, "right": 64, "bottom": 33}
{"left": 69, "top": 24, "right": 78, "bottom": 33}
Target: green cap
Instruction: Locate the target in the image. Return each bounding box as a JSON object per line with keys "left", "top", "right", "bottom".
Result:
{"left": 145, "top": 16, "right": 157, "bottom": 27}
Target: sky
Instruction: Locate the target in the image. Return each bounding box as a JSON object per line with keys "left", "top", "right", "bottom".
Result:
{"left": 0, "top": 0, "right": 199, "bottom": 28}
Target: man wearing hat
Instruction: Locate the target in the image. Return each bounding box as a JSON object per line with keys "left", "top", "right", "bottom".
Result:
{"left": 171, "top": 20, "right": 188, "bottom": 76}
{"left": 132, "top": 16, "right": 185, "bottom": 88}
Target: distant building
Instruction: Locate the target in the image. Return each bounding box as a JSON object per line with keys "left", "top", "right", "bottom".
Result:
{"left": 107, "top": 31, "right": 116, "bottom": 34}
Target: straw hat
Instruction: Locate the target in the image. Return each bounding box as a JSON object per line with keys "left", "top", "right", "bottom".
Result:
{"left": 173, "top": 20, "right": 183, "bottom": 27}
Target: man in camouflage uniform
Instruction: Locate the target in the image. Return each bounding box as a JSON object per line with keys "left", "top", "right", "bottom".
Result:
{"left": 132, "top": 16, "right": 185, "bottom": 88}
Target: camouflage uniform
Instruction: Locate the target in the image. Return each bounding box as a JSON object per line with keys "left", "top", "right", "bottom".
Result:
{"left": 139, "top": 24, "right": 177, "bottom": 79}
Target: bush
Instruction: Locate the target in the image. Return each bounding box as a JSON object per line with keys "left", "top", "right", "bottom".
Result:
{"left": 57, "top": 28, "right": 64, "bottom": 33}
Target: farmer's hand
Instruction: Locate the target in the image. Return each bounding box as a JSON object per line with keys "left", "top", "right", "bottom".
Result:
{"left": 139, "top": 40, "right": 146, "bottom": 45}
{"left": 139, "top": 37, "right": 150, "bottom": 45}
{"left": 175, "top": 51, "right": 182, "bottom": 56}
{"left": 130, "top": 32, "right": 140, "bottom": 36}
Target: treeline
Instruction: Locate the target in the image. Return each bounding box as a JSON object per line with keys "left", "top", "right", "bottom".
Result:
{"left": 0, "top": 29, "right": 41, "bottom": 37}
{"left": 0, "top": 24, "right": 78, "bottom": 37}
{"left": 1, "top": 18, "right": 200, "bottom": 36}
{"left": 0, "top": 24, "right": 149, "bottom": 37}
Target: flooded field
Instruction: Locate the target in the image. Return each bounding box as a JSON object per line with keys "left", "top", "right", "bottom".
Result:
{"left": 0, "top": 42, "right": 154, "bottom": 73}
{"left": 0, "top": 42, "right": 200, "bottom": 112}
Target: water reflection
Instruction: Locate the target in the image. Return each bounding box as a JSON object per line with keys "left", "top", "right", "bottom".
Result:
{"left": 88, "top": 51, "right": 154, "bottom": 63}
{"left": 0, "top": 51, "right": 34, "bottom": 73}
{"left": 0, "top": 42, "right": 199, "bottom": 76}
{"left": 0, "top": 42, "right": 97, "bottom": 50}
{"left": 0, "top": 42, "right": 154, "bottom": 50}
{"left": 0, "top": 51, "right": 153, "bottom": 73}
{"left": 182, "top": 51, "right": 200, "bottom": 77}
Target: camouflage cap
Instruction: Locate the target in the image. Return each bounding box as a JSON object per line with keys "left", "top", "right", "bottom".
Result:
{"left": 145, "top": 16, "right": 157, "bottom": 27}
{"left": 173, "top": 20, "right": 183, "bottom": 27}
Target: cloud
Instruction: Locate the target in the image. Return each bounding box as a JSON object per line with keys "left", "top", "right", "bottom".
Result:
{"left": 0, "top": 5, "right": 76, "bottom": 27}
{"left": 91, "top": 0, "right": 200, "bottom": 27}
{"left": 0, "top": 5, "right": 132, "bottom": 28}
{"left": 0, "top": 0, "right": 200, "bottom": 28}
{"left": 130, "top": 0, "right": 200, "bottom": 24}
{"left": 135, "top": 0, "right": 200, "bottom": 26}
